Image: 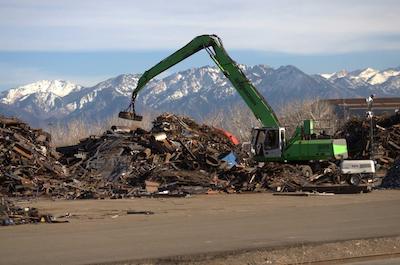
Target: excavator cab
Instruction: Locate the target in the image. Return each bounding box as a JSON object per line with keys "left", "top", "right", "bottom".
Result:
{"left": 251, "top": 127, "right": 286, "bottom": 159}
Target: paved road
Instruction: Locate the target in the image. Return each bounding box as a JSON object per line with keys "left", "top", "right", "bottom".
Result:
{"left": 1, "top": 191, "right": 399, "bottom": 265}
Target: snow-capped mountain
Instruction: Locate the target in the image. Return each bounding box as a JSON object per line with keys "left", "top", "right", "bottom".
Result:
{"left": 1, "top": 80, "right": 81, "bottom": 105}
{"left": 133, "top": 64, "right": 356, "bottom": 120}
{"left": 1, "top": 65, "right": 399, "bottom": 127}
{"left": 320, "top": 67, "right": 400, "bottom": 95}
{"left": 0, "top": 80, "right": 82, "bottom": 120}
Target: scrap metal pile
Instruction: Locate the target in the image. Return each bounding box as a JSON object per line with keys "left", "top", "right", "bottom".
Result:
{"left": 0, "top": 116, "right": 66, "bottom": 197}
{"left": 0, "top": 113, "right": 306, "bottom": 199}
{"left": 2, "top": 112, "right": 399, "bottom": 200}
{"left": 336, "top": 113, "right": 400, "bottom": 188}
{"left": 382, "top": 159, "right": 400, "bottom": 188}
{"left": 56, "top": 113, "right": 296, "bottom": 198}
{"left": 336, "top": 114, "right": 400, "bottom": 162}
{"left": 56, "top": 113, "right": 241, "bottom": 198}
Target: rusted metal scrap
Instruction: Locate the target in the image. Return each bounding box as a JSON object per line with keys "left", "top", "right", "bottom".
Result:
{"left": 55, "top": 113, "right": 252, "bottom": 198}
{"left": 53, "top": 113, "right": 320, "bottom": 197}
{"left": 381, "top": 159, "right": 400, "bottom": 189}
{"left": 2, "top": 113, "right": 350, "bottom": 198}
{"left": 336, "top": 113, "right": 400, "bottom": 163}
{"left": 0, "top": 115, "right": 66, "bottom": 197}
{"left": 335, "top": 112, "right": 400, "bottom": 188}
{"left": 0, "top": 196, "right": 66, "bottom": 225}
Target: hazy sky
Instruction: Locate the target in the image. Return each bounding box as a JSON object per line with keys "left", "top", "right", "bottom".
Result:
{"left": 0, "top": 0, "right": 399, "bottom": 90}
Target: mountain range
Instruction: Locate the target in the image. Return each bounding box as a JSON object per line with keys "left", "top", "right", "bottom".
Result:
{"left": 1, "top": 64, "right": 399, "bottom": 127}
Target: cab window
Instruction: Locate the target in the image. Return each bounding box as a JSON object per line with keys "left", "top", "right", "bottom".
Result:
{"left": 265, "top": 130, "right": 279, "bottom": 150}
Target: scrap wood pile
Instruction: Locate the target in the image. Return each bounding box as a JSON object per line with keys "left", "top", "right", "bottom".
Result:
{"left": 336, "top": 113, "right": 400, "bottom": 188}
{"left": 0, "top": 116, "right": 67, "bottom": 197}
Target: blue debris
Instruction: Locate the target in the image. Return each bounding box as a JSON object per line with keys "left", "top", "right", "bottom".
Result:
{"left": 220, "top": 151, "right": 238, "bottom": 169}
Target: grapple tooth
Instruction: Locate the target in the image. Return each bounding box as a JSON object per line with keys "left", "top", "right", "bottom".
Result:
{"left": 118, "top": 111, "right": 143, "bottom": 121}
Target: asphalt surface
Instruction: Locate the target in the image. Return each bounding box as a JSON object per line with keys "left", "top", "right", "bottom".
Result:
{"left": 1, "top": 190, "right": 399, "bottom": 265}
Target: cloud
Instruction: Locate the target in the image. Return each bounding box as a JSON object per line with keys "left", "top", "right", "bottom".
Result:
{"left": 0, "top": 0, "right": 399, "bottom": 53}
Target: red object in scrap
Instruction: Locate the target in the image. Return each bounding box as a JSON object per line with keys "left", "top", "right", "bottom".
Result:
{"left": 214, "top": 127, "right": 240, "bottom": 145}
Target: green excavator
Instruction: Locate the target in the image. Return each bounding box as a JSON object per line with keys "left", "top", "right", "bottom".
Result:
{"left": 119, "top": 34, "right": 348, "bottom": 171}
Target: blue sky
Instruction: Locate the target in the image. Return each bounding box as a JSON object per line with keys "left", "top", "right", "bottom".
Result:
{"left": 0, "top": 0, "right": 399, "bottom": 90}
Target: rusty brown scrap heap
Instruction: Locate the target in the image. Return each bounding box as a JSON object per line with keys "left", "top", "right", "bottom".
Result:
{"left": 1, "top": 112, "right": 399, "bottom": 200}
{"left": 336, "top": 114, "right": 400, "bottom": 162}
{"left": 0, "top": 113, "right": 307, "bottom": 199}
{"left": 0, "top": 116, "right": 66, "bottom": 197}
{"left": 336, "top": 113, "right": 400, "bottom": 188}
{"left": 56, "top": 113, "right": 261, "bottom": 198}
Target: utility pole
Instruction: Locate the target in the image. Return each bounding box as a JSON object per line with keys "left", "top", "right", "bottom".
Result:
{"left": 366, "top": 95, "right": 374, "bottom": 159}
{"left": 366, "top": 95, "right": 374, "bottom": 184}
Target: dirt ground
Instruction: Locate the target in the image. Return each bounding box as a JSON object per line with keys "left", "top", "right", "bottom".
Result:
{"left": 1, "top": 190, "right": 400, "bottom": 265}
{"left": 134, "top": 236, "right": 400, "bottom": 265}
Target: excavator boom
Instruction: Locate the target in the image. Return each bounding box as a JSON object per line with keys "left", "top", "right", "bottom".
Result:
{"left": 120, "top": 34, "right": 349, "bottom": 163}
{"left": 119, "top": 34, "right": 280, "bottom": 128}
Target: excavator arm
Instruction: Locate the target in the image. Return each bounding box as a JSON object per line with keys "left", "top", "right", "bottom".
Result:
{"left": 119, "top": 34, "right": 349, "bottom": 164}
{"left": 119, "top": 34, "right": 280, "bottom": 128}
